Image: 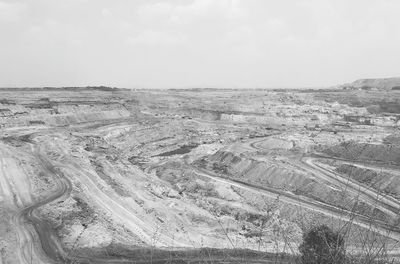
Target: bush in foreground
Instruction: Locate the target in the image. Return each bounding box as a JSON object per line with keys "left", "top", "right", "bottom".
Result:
{"left": 299, "top": 225, "right": 345, "bottom": 264}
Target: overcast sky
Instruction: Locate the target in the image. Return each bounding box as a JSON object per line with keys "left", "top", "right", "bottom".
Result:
{"left": 1, "top": 0, "right": 399, "bottom": 88}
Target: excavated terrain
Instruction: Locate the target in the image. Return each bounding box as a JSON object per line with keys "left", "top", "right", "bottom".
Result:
{"left": 1, "top": 87, "right": 400, "bottom": 263}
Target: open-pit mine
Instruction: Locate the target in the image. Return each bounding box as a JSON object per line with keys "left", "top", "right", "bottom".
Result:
{"left": 1, "top": 84, "right": 400, "bottom": 263}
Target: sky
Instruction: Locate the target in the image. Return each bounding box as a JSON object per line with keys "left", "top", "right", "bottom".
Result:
{"left": 1, "top": 0, "right": 399, "bottom": 88}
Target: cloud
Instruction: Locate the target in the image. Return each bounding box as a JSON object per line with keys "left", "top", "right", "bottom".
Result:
{"left": 101, "top": 8, "right": 112, "bottom": 18}
{"left": 0, "top": 1, "right": 27, "bottom": 22}
{"left": 130, "top": 0, "right": 250, "bottom": 55}
{"left": 127, "top": 30, "right": 187, "bottom": 46}
{"left": 136, "top": 0, "right": 244, "bottom": 21}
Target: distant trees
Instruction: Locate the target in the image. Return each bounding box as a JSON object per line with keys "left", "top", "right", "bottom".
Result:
{"left": 299, "top": 225, "right": 345, "bottom": 264}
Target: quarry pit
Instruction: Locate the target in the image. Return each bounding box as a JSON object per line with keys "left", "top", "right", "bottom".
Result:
{"left": 1, "top": 87, "right": 400, "bottom": 263}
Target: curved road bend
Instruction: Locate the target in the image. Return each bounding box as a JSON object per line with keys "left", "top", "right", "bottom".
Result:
{"left": 249, "top": 136, "right": 400, "bottom": 216}
{"left": 11, "top": 145, "right": 72, "bottom": 263}
{"left": 207, "top": 136, "right": 400, "bottom": 238}
{"left": 302, "top": 157, "right": 400, "bottom": 215}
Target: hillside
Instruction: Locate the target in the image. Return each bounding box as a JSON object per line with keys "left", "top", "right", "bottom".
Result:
{"left": 340, "top": 77, "right": 400, "bottom": 90}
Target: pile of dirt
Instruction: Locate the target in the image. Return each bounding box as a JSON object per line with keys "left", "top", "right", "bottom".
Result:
{"left": 322, "top": 140, "right": 400, "bottom": 165}
{"left": 383, "top": 134, "right": 400, "bottom": 146}
{"left": 336, "top": 164, "right": 400, "bottom": 197}
{"left": 196, "top": 151, "right": 369, "bottom": 213}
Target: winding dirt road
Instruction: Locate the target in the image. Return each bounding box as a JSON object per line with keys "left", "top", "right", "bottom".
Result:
{"left": 14, "top": 143, "right": 193, "bottom": 263}
{"left": 6, "top": 143, "right": 74, "bottom": 264}
{"left": 301, "top": 156, "right": 400, "bottom": 215}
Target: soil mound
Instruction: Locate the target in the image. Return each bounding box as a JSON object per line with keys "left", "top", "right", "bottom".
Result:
{"left": 322, "top": 141, "right": 400, "bottom": 165}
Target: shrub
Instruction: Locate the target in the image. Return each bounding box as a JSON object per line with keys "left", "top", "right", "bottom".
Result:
{"left": 185, "top": 181, "right": 201, "bottom": 193}
{"left": 299, "top": 225, "right": 345, "bottom": 264}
